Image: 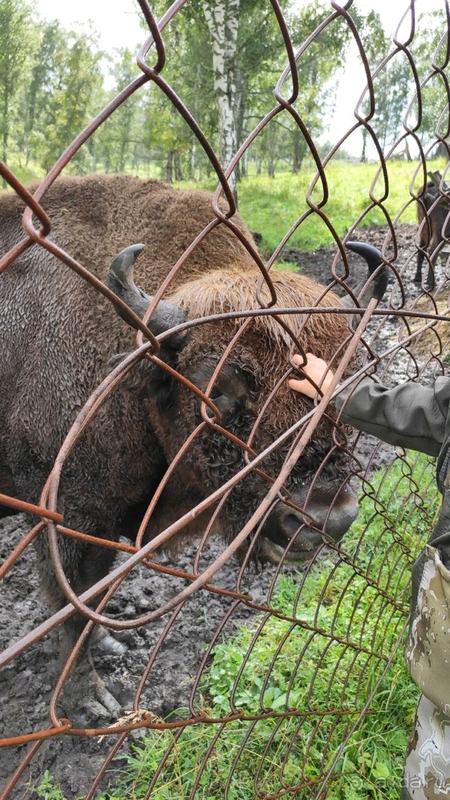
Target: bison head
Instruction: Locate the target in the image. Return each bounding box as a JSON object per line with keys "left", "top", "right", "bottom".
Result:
{"left": 106, "top": 243, "right": 382, "bottom": 564}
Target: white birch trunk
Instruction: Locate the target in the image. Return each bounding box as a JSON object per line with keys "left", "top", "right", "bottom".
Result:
{"left": 203, "top": 0, "right": 240, "bottom": 196}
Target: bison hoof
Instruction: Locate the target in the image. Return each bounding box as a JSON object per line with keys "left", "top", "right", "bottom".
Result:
{"left": 95, "top": 684, "right": 123, "bottom": 718}
{"left": 92, "top": 625, "right": 129, "bottom": 656}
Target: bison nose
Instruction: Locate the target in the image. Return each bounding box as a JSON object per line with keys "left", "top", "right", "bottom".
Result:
{"left": 304, "top": 486, "right": 359, "bottom": 541}
{"left": 261, "top": 506, "right": 322, "bottom": 552}
{"left": 279, "top": 486, "right": 358, "bottom": 544}
{"left": 283, "top": 512, "right": 307, "bottom": 538}
{"left": 260, "top": 485, "right": 359, "bottom": 564}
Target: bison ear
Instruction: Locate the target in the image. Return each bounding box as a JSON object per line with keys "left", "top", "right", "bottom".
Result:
{"left": 106, "top": 244, "right": 187, "bottom": 348}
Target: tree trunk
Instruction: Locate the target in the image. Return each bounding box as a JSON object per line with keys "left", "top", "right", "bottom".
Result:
{"left": 292, "top": 128, "right": 306, "bottom": 173}
{"left": 360, "top": 128, "right": 368, "bottom": 163}
{"left": 166, "top": 150, "right": 173, "bottom": 183}
{"left": 188, "top": 146, "right": 196, "bottom": 181}
{"left": 203, "top": 0, "right": 240, "bottom": 197}
{"left": 267, "top": 124, "right": 277, "bottom": 178}
{"left": 240, "top": 150, "right": 247, "bottom": 178}
{"left": 118, "top": 139, "right": 127, "bottom": 172}
{"left": 173, "top": 149, "right": 184, "bottom": 181}
{"left": 2, "top": 86, "right": 9, "bottom": 190}
{"left": 234, "top": 68, "right": 248, "bottom": 184}
{"left": 405, "top": 138, "right": 412, "bottom": 162}
{"left": 0, "top": 11, "right": 10, "bottom": 190}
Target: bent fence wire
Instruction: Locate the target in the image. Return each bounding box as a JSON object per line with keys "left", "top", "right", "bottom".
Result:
{"left": 0, "top": 0, "right": 450, "bottom": 797}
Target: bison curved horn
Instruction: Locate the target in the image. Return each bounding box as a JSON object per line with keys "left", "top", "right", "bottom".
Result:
{"left": 106, "top": 244, "right": 187, "bottom": 347}
{"left": 345, "top": 241, "right": 388, "bottom": 303}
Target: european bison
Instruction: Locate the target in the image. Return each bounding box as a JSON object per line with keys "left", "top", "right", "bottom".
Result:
{"left": 0, "top": 174, "right": 374, "bottom": 648}
{"left": 415, "top": 170, "right": 450, "bottom": 288}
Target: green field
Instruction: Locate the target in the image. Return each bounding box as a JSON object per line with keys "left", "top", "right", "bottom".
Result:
{"left": 174, "top": 158, "right": 447, "bottom": 254}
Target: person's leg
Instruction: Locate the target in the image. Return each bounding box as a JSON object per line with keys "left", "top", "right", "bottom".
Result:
{"left": 402, "top": 541, "right": 450, "bottom": 797}
{"left": 402, "top": 694, "right": 450, "bottom": 798}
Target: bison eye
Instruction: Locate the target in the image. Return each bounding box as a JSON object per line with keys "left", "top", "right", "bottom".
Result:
{"left": 206, "top": 385, "right": 235, "bottom": 417}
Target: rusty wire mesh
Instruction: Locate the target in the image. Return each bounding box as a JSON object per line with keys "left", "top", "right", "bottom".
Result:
{"left": 1, "top": 0, "right": 450, "bottom": 797}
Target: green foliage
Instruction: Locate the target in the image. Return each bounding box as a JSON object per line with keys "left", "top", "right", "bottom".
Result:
{"left": 93, "top": 47, "right": 143, "bottom": 175}
{"left": 0, "top": 0, "right": 36, "bottom": 186}
{"left": 90, "top": 453, "right": 435, "bottom": 799}
{"left": 42, "top": 27, "right": 104, "bottom": 174}
{"left": 0, "top": 1, "right": 446, "bottom": 187}
{"left": 354, "top": 11, "right": 410, "bottom": 159}
{"left": 0, "top": 1, "right": 104, "bottom": 179}
{"left": 409, "top": 10, "right": 450, "bottom": 149}
{"left": 34, "top": 771, "right": 66, "bottom": 800}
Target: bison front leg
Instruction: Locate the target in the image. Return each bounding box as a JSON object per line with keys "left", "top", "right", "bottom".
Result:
{"left": 425, "top": 228, "right": 443, "bottom": 289}
{"left": 414, "top": 249, "right": 425, "bottom": 284}
{"left": 426, "top": 259, "right": 436, "bottom": 290}
{"left": 33, "top": 512, "right": 124, "bottom": 661}
{"left": 414, "top": 249, "right": 436, "bottom": 289}
{"left": 415, "top": 204, "right": 433, "bottom": 287}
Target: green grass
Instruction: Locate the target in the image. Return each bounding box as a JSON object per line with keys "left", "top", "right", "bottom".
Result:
{"left": 173, "top": 157, "right": 447, "bottom": 255}
{"left": 75, "top": 451, "right": 436, "bottom": 800}
{"left": 34, "top": 771, "right": 67, "bottom": 800}
{"left": 0, "top": 157, "right": 44, "bottom": 187}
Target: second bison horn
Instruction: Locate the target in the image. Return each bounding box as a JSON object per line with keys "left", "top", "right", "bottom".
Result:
{"left": 345, "top": 241, "right": 388, "bottom": 303}
{"left": 106, "top": 243, "right": 187, "bottom": 346}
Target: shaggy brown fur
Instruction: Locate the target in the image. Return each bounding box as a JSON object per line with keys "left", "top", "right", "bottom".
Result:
{"left": 0, "top": 173, "right": 359, "bottom": 650}
{"left": 2, "top": 173, "right": 255, "bottom": 290}
{"left": 169, "top": 266, "right": 348, "bottom": 351}
{"left": 164, "top": 270, "right": 356, "bottom": 485}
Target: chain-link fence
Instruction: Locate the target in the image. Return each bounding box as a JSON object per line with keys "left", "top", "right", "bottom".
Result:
{"left": 1, "top": 1, "right": 450, "bottom": 797}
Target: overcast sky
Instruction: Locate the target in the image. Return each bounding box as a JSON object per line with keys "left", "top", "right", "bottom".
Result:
{"left": 35, "top": 0, "right": 144, "bottom": 53}
{"left": 33, "top": 0, "right": 445, "bottom": 53}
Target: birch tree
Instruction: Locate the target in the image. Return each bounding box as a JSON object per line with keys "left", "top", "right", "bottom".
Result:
{"left": 203, "top": 0, "right": 240, "bottom": 196}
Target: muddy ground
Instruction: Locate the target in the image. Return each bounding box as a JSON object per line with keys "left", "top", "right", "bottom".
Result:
{"left": 0, "top": 223, "right": 444, "bottom": 798}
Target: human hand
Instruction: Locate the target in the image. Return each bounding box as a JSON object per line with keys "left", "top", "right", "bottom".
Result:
{"left": 288, "top": 353, "right": 335, "bottom": 399}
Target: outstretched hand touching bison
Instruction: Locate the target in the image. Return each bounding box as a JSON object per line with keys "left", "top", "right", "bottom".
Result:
{"left": 288, "top": 353, "right": 336, "bottom": 399}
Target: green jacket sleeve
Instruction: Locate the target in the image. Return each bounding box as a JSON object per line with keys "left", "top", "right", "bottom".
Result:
{"left": 334, "top": 376, "right": 450, "bottom": 456}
